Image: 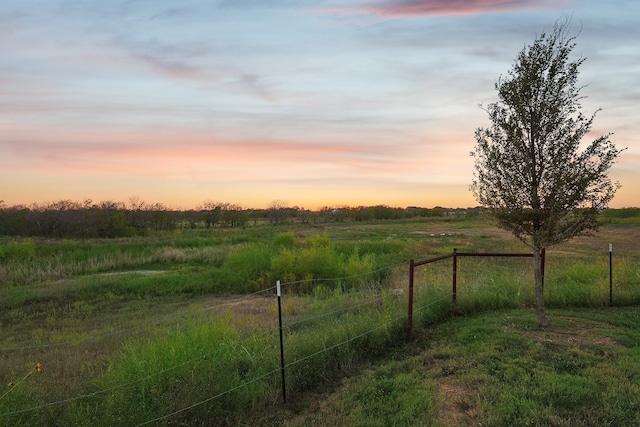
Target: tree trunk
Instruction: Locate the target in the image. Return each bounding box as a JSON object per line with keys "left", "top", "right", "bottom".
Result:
{"left": 533, "top": 247, "right": 547, "bottom": 327}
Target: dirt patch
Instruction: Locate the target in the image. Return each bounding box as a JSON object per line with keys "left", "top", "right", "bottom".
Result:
{"left": 98, "top": 270, "right": 166, "bottom": 276}
{"left": 436, "top": 377, "right": 479, "bottom": 426}
{"left": 51, "top": 269, "right": 167, "bottom": 287}
{"left": 521, "top": 316, "right": 619, "bottom": 350}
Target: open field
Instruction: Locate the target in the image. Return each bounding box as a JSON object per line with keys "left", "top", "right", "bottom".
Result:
{"left": 1, "top": 215, "right": 639, "bottom": 425}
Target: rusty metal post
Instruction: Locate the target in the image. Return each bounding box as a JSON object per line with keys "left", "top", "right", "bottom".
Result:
{"left": 408, "top": 259, "right": 414, "bottom": 336}
{"left": 609, "top": 244, "right": 613, "bottom": 306}
{"left": 541, "top": 248, "right": 546, "bottom": 289}
{"left": 452, "top": 248, "right": 458, "bottom": 312}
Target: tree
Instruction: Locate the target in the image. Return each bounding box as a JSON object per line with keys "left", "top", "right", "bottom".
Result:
{"left": 471, "top": 18, "right": 624, "bottom": 327}
{"left": 268, "top": 200, "right": 288, "bottom": 225}
{"left": 127, "top": 195, "right": 146, "bottom": 231}
{"left": 221, "top": 203, "right": 245, "bottom": 227}
{"left": 199, "top": 200, "right": 222, "bottom": 228}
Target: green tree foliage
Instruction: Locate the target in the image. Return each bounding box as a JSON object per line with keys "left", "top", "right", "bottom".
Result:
{"left": 471, "top": 18, "right": 624, "bottom": 326}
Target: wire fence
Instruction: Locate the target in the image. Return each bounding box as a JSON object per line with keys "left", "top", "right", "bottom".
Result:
{"left": 0, "top": 260, "right": 426, "bottom": 425}
{"left": 1, "top": 245, "right": 630, "bottom": 425}
{"left": 0, "top": 285, "right": 278, "bottom": 352}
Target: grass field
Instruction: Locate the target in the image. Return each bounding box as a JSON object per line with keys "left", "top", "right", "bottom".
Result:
{"left": 1, "top": 215, "right": 639, "bottom": 425}
{"left": 272, "top": 306, "right": 640, "bottom": 426}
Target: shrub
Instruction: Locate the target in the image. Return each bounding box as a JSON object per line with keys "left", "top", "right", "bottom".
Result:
{"left": 270, "top": 235, "right": 385, "bottom": 293}
{"left": 210, "top": 245, "right": 272, "bottom": 293}
{"left": 270, "top": 249, "right": 297, "bottom": 284}
{"left": 273, "top": 231, "right": 298, "bottom": 249}
{"left": 1, "top": 239, "right": 36, "bottom": 260}
{"left": 296, "top": 244, "right": 344, "bottom": 283}
{"left": 344, "top": 249, "right": 377, "bottom": 288}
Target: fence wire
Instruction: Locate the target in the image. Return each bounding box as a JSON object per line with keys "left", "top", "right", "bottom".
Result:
{"left": 1, "top": 260, "right": 421, "bottom": 425}
{"left": 0, "top": 285, "right": 277, "bottom": 352}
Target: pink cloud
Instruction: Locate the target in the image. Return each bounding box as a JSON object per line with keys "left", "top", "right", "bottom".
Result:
{"left": 323, "top": 0, "right": 567, "bottom": 18}
{"left": 1, "top": 127, "right": 422, "bottom": 178}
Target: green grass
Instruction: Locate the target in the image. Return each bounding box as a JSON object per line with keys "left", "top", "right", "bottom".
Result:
{"left": 0, "top": 289, "right": 408, "bottom": 426}
{"left": 271, "top": 307, "right": 640, "bottom": 426}
{"left": 0, "top": 217, "right": 639, "bottom": 425}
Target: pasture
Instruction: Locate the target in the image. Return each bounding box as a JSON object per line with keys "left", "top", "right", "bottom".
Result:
{"left": 1, "top": 214, "right": 639, "bottom": 425}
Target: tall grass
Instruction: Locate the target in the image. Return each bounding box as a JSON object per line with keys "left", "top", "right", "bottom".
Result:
{"left": 77, "top": 316, "right": 278, "bottom": 427}
{"left": 0, "top": 289, "right": 408, "bottom": 426}
{"left": 0, "top": 241, "right": 228, "bottom": 288}
{"left": 284, "top": 290, "right": 405, "bottom": 392}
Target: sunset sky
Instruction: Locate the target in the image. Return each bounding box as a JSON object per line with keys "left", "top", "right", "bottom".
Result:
{"left": 1, "top": 0, "right": 638, "bottom": 210}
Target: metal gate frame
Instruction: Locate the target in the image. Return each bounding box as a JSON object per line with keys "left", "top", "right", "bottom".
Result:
{"left": 407, "top": 248, "right": 545, "bottom": 335}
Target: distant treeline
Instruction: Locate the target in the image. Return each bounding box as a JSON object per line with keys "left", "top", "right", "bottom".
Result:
{"left": 0, "top": 199, "right": 488, "bottom": 238}
{"left": 1, "top": 199, "right": 636, "bottom": 239}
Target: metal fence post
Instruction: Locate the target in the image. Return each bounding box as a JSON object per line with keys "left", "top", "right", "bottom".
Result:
{"left": 541, "top": 248, "right": 546, "bottom": 289}
{"left": 408, "top": 259, "right": 414, "bottom": 336}
{"left": 452, "top": 249, "right": 458, "bottom": 312}
{"left": 609, "top": 244, "right": 613, "bottom": 306}
{"left": 277, "top": 280, "right": 286, "bottom": 403}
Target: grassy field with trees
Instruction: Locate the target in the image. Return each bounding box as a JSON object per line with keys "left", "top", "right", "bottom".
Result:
{"left": 1, "top": 209, "right": 639, "bottom": 425}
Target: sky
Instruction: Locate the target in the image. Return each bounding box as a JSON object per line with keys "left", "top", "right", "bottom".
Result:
{"left": 1, "top": 0, "right": 638, "bottom": 211}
